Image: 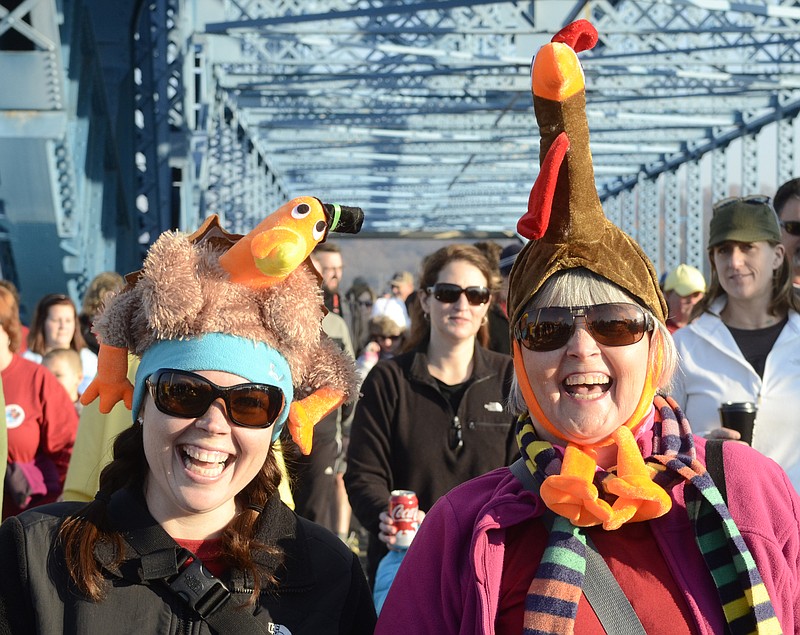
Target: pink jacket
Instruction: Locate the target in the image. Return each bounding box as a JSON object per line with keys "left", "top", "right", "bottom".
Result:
{"left": 376, "top": 437, "right": 800, "bottom": 634}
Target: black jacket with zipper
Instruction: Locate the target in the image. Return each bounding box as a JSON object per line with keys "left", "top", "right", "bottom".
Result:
{"left": 344, "top": 344, "right": 516, "bottom": 583}
{"left": 0, "top": 488, "right": 376, "bottom": 634}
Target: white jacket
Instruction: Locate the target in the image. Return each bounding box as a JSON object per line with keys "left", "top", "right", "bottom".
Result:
{"left": 672, "top": 296, "right": 800, "bottom": 490}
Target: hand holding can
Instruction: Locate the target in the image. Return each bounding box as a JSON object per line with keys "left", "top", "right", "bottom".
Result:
{"left": 387, "top": 490, "right": 419, "bottom": 549}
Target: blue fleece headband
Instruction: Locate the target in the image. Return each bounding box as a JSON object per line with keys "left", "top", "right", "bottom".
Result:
{"left": 133, "top": 333, "right": 294, "bottom": 441}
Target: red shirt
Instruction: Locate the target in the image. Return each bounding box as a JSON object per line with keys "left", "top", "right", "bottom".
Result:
{"left": 2, "top": 354, "right": 78, "bottom": 517}
{"left": 496, "top": 517, "right": 698, "bottom": 634}
{"left": 174, "top": 537, "right": 227, "bottom": 578}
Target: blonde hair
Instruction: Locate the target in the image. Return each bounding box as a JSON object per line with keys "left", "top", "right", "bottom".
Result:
{"left": 81, "top": 271, "right": 124, "bottom": 318}
{"left": 42, "top": 347, "right": 83, "bottom": 376}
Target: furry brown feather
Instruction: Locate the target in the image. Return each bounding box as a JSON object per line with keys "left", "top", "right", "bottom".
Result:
{"left": 93, "top": 228, "right": 357, "bottom": 403}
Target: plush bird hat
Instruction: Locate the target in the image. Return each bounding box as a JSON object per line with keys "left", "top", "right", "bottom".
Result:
{"left": 508, "top": 20, "right": 666, "bottom": 328}
{"left": 81, "top": 197, "right": 363, "bottom": 455}
{"left": 508, "top": 20, "right": 673, "bottom": 530}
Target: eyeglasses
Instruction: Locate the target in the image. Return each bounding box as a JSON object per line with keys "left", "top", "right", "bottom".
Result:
{"left": 146, "top": 369, "right": 285, "bottom": 428}
{"left": 514, "top": 303, "right": 654, "bottom": 352}
{"left": 712, "top": 195, "right": 771, "bottom": 212}
{"left": 781, "top": 221, "right": 800, "bottom": 237}
{"left": 427, "top": 283, "right": 491, "bottom": 306}
{"left": 357, "top": 299, "right": 374, "bottom": 308}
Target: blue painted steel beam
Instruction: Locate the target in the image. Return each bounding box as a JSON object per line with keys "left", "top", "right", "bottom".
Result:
{"left": 205, "top": 0, "right": 523, "bottom": 32}
{"left": 600, "top": 93, "right": 800, "bottom": 199}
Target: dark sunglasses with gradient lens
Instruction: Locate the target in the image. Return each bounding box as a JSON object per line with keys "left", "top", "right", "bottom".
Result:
{"left": 427, "top": 283, "right": 491, "bottom": 306}
{"left": 146, "top": 369, "right": 285, "bottom": 428}
{"left": 514, "top": 303, "right": 654, "bottom": 352}
{"left": 781, "top": 221, "right": 800, "bottom": 236}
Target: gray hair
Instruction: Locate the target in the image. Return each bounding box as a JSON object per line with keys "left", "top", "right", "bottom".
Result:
{"left": 507, "top": 268, "right": 677, "bottom": 416}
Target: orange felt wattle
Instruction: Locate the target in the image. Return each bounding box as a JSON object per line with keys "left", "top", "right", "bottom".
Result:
{"left": 79, "top": 344, "right": 133, "bottom": 413}
{"left": 287, "top": 386, "right": 345, "bottom": 455}
{"left": 537, "top": 428, "right": 673, "bottom": 529}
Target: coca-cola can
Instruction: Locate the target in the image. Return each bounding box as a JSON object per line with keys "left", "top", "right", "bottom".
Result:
{"left": 389, "top": 489, "right": 419, "bottom": 549}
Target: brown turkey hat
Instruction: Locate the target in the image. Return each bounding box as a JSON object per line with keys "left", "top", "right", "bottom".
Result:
{"left": 507, "top": 20, "right": 667, "bottom": 332}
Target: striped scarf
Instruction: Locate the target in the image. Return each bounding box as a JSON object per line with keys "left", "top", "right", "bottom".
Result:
{"left": 518, "top": 395, "right": 781, "bottom": 635}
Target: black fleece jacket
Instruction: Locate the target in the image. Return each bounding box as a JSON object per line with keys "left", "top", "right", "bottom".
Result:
{"left": 0, "top": 489, "right": 376, "bottom": 634}
{"left": 344, "top": 345, "right": 516, "bottom": 583}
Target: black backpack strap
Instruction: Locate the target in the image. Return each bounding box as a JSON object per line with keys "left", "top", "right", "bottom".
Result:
{"left": 509, "top": 457, "right": 647, "bottom": 635}
{"left": 107, "top": 489, "right": 270, "bottom": 635}
{"left": 704, "top": 439, "right": 728, "bottom": 505}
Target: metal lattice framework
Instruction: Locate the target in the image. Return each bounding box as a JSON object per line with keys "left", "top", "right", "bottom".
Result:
{"left": 3, "top": 0, "right": 800, "bottom": 298}
{"left": 146, "top": 0, "right": 799, "bottom": 272}
{"left": 0, "top": 0, "right": 139, "bottom": 310}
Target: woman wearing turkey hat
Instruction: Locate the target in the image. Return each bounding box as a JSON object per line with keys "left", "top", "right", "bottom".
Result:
{"left": 376, "top": 20, "right": 799, "bottom": 635}
{"left": 0, "top": 199, "right": 376, "bottom": 634}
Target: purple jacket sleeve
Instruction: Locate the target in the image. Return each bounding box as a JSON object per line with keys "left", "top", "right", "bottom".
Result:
{"left": 375, "top": 494, "right": 468, "bottom": 635}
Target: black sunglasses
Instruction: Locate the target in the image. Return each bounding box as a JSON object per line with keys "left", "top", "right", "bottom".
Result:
{"left": 514, "top": 303, "right": 654, "bottom": 352}
{"left": 781, "top": 221, "right": 800, "bottom": 237}
{"left": 146, "top": 369, "right": 285, "bottom": 428}
{"left": 427, "top": 283, "right": 491, "bottom": 306}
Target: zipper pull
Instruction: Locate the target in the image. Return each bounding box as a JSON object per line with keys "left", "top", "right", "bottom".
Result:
{"left": 450, "top": 416, "right": 463, "bottom": 450}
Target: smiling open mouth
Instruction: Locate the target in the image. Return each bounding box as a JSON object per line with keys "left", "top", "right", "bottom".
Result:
{"left": 180, "top": 445, "right": 232, "bottom": 478}
{"left": 563, "top": 373, "right": 612, "bottom": 400}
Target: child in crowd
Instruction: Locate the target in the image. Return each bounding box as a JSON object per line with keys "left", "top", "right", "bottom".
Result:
{"left": 42, "top": 348, "right": 83, "bottom": 414}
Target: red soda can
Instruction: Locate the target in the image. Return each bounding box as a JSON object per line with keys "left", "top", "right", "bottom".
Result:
{"left": 389, "top": 490, "right": 419, "bottom": 548}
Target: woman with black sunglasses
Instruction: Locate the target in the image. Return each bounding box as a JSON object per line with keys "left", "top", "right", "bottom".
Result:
{"left": 671, "top": 195, "right": 800, "bottom": 491}
{"left": 0, "top": 202, "right": 376, "bottom": 634}
{"left": 376, "top": 20, "right": 798, "bottom": 635}
{"left": 345, "top": 243, "right": 516, "bottom": 589}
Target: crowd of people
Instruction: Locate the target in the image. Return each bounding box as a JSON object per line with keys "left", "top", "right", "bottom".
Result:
{"left": 0, "top": 17, "right": 798, "bottom": 635}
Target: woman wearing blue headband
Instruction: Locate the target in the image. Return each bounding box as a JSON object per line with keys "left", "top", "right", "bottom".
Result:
{"left": 0, "top": 200, "right": 376, "bottom": 634}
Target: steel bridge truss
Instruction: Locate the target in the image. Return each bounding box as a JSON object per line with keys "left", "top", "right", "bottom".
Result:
{"left": 132, "top": 0, "right": 799, "bottom": 275}
{"left": 4, "top": 0, "right": 800, "bottom": 296}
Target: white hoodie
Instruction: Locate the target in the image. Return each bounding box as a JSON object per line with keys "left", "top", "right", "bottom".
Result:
{"left": 672, "top": 296, "right": 800, "bottom": 491}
